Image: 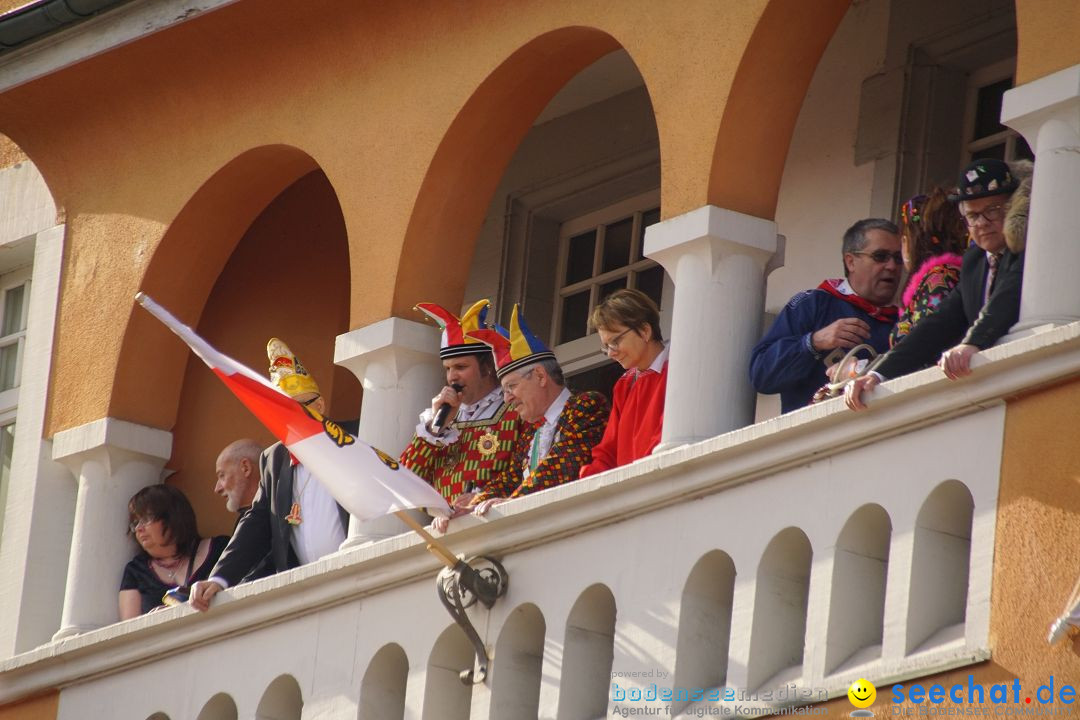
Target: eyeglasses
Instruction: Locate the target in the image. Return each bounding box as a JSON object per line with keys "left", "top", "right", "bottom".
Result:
{"left": 129, "top": 517, "right": 158, "bottom": 533}
{"left": 298, "top": 394, "right": 321, "bottom": 407}
{"left": 850, "top": 250, "right": 903, "bottom": 265}
{"left": 962, "top": 204, "right": 1006, "bottom": 227}
{"left": 599, "top": 328, "right": 634, "bottom": 355}
{"left": 502, "top": 369, "right": 535, "bottom": 397}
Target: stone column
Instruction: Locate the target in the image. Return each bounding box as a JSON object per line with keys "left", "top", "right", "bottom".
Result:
{"left": 1002, "top": 63, "right": 1080, "bottom": 332}
{"left": 51, "top": 418, "right": 172, "bottom": 639}
{"left": 645, "top": 205, "right": 778, "bottom": 448}
{"left": 334, "top": 317, "right": 443, "bottom": 548}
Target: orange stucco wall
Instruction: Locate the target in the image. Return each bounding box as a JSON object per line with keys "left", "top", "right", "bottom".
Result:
{"left": 0, "top": 134, "right": 26, "bottom": 170}
{"left": 1015, "top": 0, "right": 1080, "bottom": 83}
{"left": 167, "top": 170, "right": 360, "bottom": 536}
{"left": 0, "top": 0, "right": 854, "bottom": 435}
{"left": 0, "top": 692, "right": 56, "bottom": 720}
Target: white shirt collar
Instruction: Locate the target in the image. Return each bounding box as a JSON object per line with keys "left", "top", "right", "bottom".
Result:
{"left": 648, "top": 343, "right": 670, "bottom": 373}
{"left": 542, "top": 387, "right": 572, "bottom": 428}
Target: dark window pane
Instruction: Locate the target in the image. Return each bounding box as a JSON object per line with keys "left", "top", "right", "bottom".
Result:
{"left": 635, "top": 207, "right": 661, "bottom": 261}
{"left": 599, "top": 277, "right": 627, "bottom": 304}
{"left": 560, "top": 290, "right": 591, "bottom": 344}
{"left": 972, "top": 143, "right": 1005, "bottom": 162}
{"left": 635, "top": 265, "right": 665, "bottom": 309}
{"left": 1015, "top": 135, "right": 1034, "bottom": 161}
{"left": 973, "top": 78, "right": 1011, "bottom": 141}
{"left": 565, "top": 230, "right": 596, "bottom": 286}
{"left": 567, "top": 360, "right": 625, "bottom": 400}
{"left": 602, "top": 217, "right": 633, "bottom": 273}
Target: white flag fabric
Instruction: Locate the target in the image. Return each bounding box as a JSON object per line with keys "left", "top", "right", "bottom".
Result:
{"left": 136, "top": 292, "right": 449, "bottom": 519}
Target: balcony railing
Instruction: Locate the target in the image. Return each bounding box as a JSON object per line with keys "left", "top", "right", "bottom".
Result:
{"left": 5, "top": 320, "right": 1079, "bottom": 718}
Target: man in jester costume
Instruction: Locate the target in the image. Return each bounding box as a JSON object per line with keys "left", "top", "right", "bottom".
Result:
{"left": 400, "top": 299, "right": 530, "bottom": 531}
{"left": 465, "top": 305, "right": 609, "bottom": 517}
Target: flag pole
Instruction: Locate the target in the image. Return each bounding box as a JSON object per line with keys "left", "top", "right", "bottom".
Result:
{"left": 395, "top": 510, "right": 461, "bottom": 569}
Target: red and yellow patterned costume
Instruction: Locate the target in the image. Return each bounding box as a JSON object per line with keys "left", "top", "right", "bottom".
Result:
{"left": 400, "top": 398, "right": 528, "bottom": 503}
{"left": 472, "top": 390, "right": 608, "bottom": 502}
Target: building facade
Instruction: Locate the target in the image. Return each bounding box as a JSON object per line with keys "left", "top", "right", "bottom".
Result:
{"left": 0, "top": 0, "right": 1079, "bottom": 717}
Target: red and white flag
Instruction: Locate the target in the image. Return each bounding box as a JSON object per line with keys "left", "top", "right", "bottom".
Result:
{"left": 136, "top": 292, "right": 449, "bottom": 519}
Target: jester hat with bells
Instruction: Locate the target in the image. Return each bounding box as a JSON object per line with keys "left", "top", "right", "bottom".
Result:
{"left": 414, "top": 299, "right": 494, "bottom": 359}
{"left": 267, "top": 337, "right": 320, "bottom": 398}
{"left": 467, "top": 304, "right": 555, "bottom": 379}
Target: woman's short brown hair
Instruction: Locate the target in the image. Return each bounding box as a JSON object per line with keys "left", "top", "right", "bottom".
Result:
{"left": 589, "top": 288, "right": 663, "bottom": 343}
{"left": 127, "top": 484, "right": 200, "bottom": 552}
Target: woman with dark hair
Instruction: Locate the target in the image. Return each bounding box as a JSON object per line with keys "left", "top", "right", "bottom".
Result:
{"left": 119, "top": 484, "right": 228, "bottom": 619}
{"left": 889, "top": 188, "right": 968, "bottom": 347}
{"left": 579, "top": 288, "right": 668, "bottom": 477}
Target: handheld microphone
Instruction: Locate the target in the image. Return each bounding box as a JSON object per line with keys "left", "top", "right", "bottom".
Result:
{"left": 431, "top": 383, "right": 464, "bottom": 434}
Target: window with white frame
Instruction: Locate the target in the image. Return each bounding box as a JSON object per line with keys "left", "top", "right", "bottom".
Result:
{"left": 964, "top": 60, "right": 1034, "bottom": 163}
{"left": 554, "top": 193, "right": 662, "bottom": 344}
{"left": 552, "top": 192, "right": 665, "bottom": 390}
{"left": 0, "top": 267, "right": 28, "bottom": 548}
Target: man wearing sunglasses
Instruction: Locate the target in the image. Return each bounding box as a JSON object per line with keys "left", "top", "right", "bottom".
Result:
{"left": 750, "top": 218, "right": 901, "bottom": 412}
{"left": 846, "top": 159, "right": 1028, "bottom": 411}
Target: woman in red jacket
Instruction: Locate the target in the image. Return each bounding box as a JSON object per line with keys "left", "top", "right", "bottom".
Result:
{"left": 579, "top": 289, "right": 668, "bottom": 477}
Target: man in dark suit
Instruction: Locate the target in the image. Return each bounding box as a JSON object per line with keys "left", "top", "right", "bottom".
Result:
{"left": 190, "top": 338, "right": 350, "bottom": 611}
{"left": 846, "top": 159, "right": 1026, "bottom": 410}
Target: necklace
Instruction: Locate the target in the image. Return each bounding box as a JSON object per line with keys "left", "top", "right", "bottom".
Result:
{"left": 151, "top": 554, "right": 187, "bottom": 582}
{"left": 286, "top": 469, "right": 313, "bottom": 526}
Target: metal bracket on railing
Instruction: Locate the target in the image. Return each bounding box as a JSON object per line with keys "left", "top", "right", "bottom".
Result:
{"left": 435, "top": 555, "right": 509, "bottom": 685}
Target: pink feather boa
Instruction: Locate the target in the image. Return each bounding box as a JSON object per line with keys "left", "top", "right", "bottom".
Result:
{"left": 902, "top": 253, "right": 964, "bottom": 309}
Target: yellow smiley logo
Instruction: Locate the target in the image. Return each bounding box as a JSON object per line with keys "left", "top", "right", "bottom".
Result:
{"left": 848, "top": 678, "right": 876, "bottom": 709}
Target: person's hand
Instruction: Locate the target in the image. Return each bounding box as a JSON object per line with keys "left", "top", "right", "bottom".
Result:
{"left": 431, "top": 505, "right": 473, "bottom": 533}
{"left": 939, "top": 344, "right": 978, "bottom": 380}
{"left": 451, "top": 491, "right": 476, "bottom": 511}
{"left": 844, "top": 373, "right": 880, "bottom": 411}
{"left": 472, "top": 498, "right": 508, "bottom": 517}
{"left": 811, "top": 318, "right": 871, "bottom": 353}
{"left": 189, "top": 580, "right": 224, "bottom": 612}
{"left": 429, "top": 385, "right": 464, "bottom": 427}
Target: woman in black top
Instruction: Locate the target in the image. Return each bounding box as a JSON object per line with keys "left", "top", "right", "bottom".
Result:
{"left": 119, "top": 484, "right": 228, "bottom": 619}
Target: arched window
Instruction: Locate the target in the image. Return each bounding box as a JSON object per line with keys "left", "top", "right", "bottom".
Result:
{"left": 907, "top": 480, "right": 973, "bottom": 653}
{"left": 825, "top": 504, "right": 891, "bottom": 673}
{"left": 558, "top": 584, "right": 617, "bottom": 719}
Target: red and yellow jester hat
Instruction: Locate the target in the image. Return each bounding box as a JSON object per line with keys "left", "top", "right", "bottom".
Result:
{"left": 467, "top": 304, "right": 555, "bottom": 379}
{"left": 414, "top": 299, "right": 493, "bottom": 359}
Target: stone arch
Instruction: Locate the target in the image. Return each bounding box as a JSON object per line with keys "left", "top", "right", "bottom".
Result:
{"left": 673, "top": 550, "right": 736, "bottom": 710}
{"left": 825, "top": 503, "right": 892, "bottom": 674}
{"left": 747, "top": 526, "right": 812, "bottom": 691}
{"left": 390, "top": 26, "right": 628, "bottom": 318}
{"left": 111, "top": 144, "right": 322, "bottom": 430}
{"left": 422, "top": 624, "right": 473, "bottom": 720}
{"left": 707, "top": 0, "right": 849, "bottom": 219}
{"left": 255, "top": 673, "right": 303, "bottom": 720}
{"left": 195, "top": 693, "right": 238, "bottom": 720}
{"left": 907, "top": 479, "right": 974, "bottom": 653}
{"left": 358, "top": 642, "right": 409, "bottom": 720}
{"left": 557, "top": 583, "right": 617, "bottom": 719}
{"left": 489, "top": 602, "right": 546, "bottom": 720}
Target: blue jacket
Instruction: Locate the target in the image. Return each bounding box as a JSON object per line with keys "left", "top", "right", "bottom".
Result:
{"left": 750, "top": 289, "right": 895, "bottom": 413}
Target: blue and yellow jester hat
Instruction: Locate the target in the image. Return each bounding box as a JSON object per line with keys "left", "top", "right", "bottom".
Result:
{"left": 414, "top": 299, "right": 493, "bottom": 359}
{"left": 467, "top": 304, "right": 555, "bottom": 378}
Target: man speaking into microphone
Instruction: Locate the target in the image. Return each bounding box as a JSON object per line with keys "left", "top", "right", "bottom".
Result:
{"left": 400, "top": 300, "right": 529, "bottom": 531}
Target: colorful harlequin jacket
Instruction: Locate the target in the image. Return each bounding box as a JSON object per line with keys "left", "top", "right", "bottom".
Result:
{"left": 399, "top": 400, "right": 528, "bottom": 504}
{"left": 473, "top": 390, "right": 609, "bottom": 502}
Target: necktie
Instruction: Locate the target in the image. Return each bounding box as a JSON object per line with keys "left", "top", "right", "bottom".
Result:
{"left": 528, "top": 425, "right": 544, "bottom": 471}
{"left": 983, "top": 254, "right": 1000, "bottom": 306}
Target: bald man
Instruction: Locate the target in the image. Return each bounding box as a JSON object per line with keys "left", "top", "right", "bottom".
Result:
{"left": 214, "top": 439, "right": 264, "bottom": 515}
